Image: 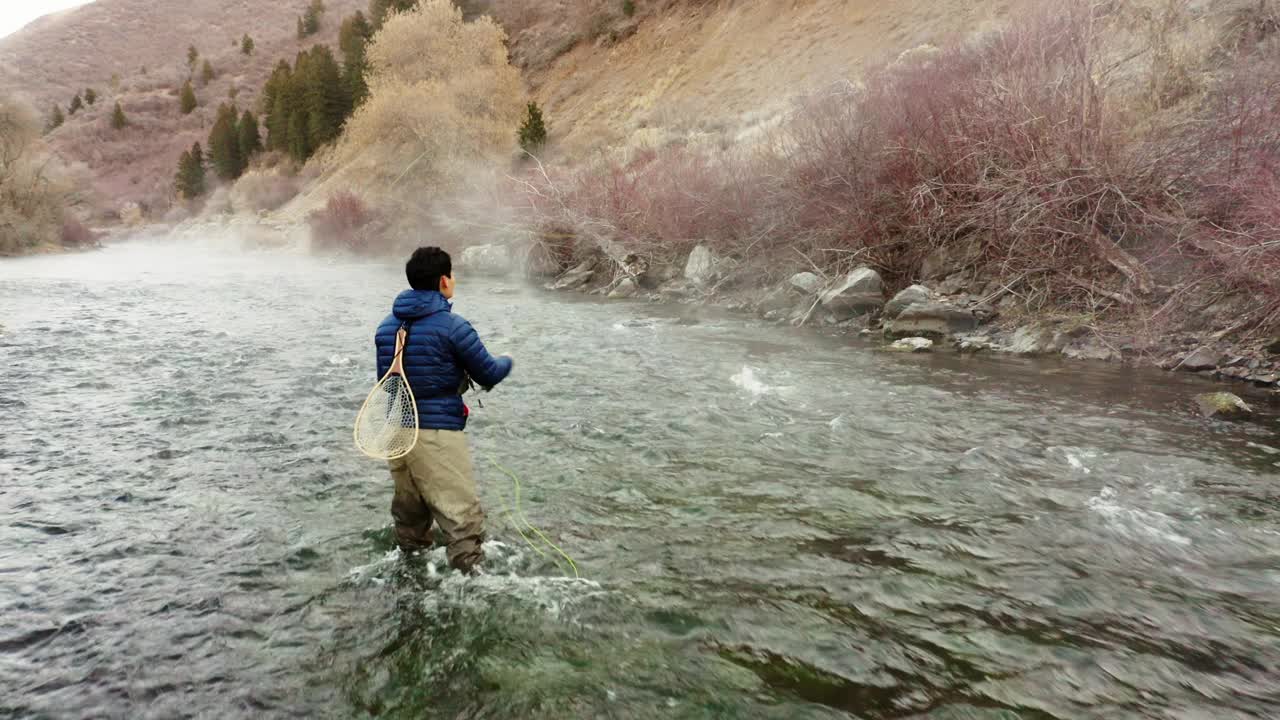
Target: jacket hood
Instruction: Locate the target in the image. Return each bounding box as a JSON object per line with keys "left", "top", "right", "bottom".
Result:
{"left": 392, "top": 289, "right": 451, "bottom": 320}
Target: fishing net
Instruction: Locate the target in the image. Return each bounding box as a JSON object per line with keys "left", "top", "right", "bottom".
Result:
{"left": 354, "top": 327, "right": 419, "bottom": 460}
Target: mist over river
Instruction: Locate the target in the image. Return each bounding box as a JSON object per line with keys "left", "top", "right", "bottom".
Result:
{"left": 2, "top": 234, "right": 1278, "bottom": 719}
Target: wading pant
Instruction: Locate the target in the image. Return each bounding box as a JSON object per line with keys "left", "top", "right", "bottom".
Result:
{"left": 387, "top": 429, "right": 485, "bottom": 572}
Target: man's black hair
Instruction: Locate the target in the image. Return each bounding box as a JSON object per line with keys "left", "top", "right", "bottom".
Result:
{"left": 406, "top": 246, "right": 452, "bottom": 291}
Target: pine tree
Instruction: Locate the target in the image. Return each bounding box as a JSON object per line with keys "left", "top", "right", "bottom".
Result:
{"left": 208, "top": 103, "right": 245, "bottom": 181}
{"left": 201, "top": 60, "right": 216, "bottom": 86}
{"left": 238, "top": 110, "right": 262, "bottom": 161}
{"left": 369, "top": 0, "right": 415, "bottom": 29}
{"left": 175, "top": 142, "right": 207, "bottom": 199}
{"left": 180, "top": 80, "right": 198, "bottom": 114}
{"left": 287, "top": 110, "right": 310, "bottom": 163}
{"left": 297, "top": 16, "right": 306, "bottom": 39}
{"left": 84, "top": 88, "right": 98, "bottom": 105}
{"left": 339, "top": 11, "right": 374, "bottom": 107}
{"left": 623, "top": 0, "right": 636, "bottom": 17}
{"left": 68, "top": 92, "right": 83, "bottom": 116}
{"left": 187, "top": 45, "right": 199, "bottom": 71}
{"left": 111, "top": 101, "right": 127, "bottom": 130}
{"left": 301, "top": 45, "right": 349, "bottom": 150}
{"left": 518, "top": 101, "right": 548, "bottom": 153}
{"left": 262, "top": 61, "right": 294, "bottom": 151}
{"left": 241, "top": 34, "right": 254, "bottom": 55}
{"left": 47, "top": 104, "right": 64, "bottom": 132}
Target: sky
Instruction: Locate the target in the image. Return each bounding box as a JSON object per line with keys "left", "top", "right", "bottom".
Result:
{"left": 0, "top": 0, "right": 95, "bottom": 40}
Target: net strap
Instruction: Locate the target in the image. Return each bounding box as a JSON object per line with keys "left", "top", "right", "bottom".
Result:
{"left": 390, "top": 325, "right": 408, "bottom": 376}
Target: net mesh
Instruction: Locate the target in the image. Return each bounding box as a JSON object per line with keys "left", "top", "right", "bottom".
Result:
{"left": 354, "top": 328, "right": 419, "bottom": 460}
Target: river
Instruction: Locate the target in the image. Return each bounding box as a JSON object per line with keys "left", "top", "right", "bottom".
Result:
{"left": 2, "top": 234, "right": 1278, "bottom": 719}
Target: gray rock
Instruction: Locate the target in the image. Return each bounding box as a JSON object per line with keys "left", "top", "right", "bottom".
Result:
{"left": 756, "top": 286, "right": 795, "bottom": 315}
{"left": 1265, "top": 337, "right": 1280, "bottom": 355}
{"left": 937, "top": 273, "right": 968, "bottom": 295}
{"left": 819, "top": 267, "right": 883, "bottom": 321}
{"left": 883, "top": 284, "right": 931, "bottom": 320}
{"left": 551, "top": 260, "right": 595, "bottom": 290}
{"left": 658, "top": 278, "right": 694, "bottom": 299}
{"left": 684, "top": 245, "right": 718, "bottom": 286}
{"left": 1003, "top": 325, "right": 1068, "bottom": 355}
{"left": 887, "top": 337, "right": 934, "bottom": 353}
{"left": 1195, "top": 392, "right": 1253, "bottom": 420}
{"left": 459, "top": 244, "right": 513, "bottom": 276}
{"left": 1252, "top": 372, "right": 1279, "bottom": 385}
{"left": 1063, "top": 337, "right": 1120, "bottom": 362}
{"left": 608, "top": 278, "right": 639, "bottom": 298}
{"left": 789, "top": 271, "right": 822, "bottom": 294}
{"left": 1180, "top": 347, "right": 1223, "bottom": 372}
{"left": 954, "top": 334, "right": 993, "bottom": 353}
{"left": 885, "top": 301, "right": 977, "bottom": 340}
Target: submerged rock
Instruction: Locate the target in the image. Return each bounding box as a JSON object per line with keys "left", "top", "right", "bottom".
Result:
{"left": 887, "top": 337, "right": 934, "bottom": 353}
{"left": 789, "top": 271, "right": 822, "bottom": 294}
{"left": 1195, "top": 392, "right": 1253, "bottom": 420}
{"left": 1180, "top": 347, "right": 1223, "bottom": 372}
{"left": 459, "top": 244, "right": 513, "bottom": 276}
{"left": 819, "top": 267, "right": 883, "bottom": 321}
{"left": 885, "top": 301, "right": 977, "bottom": 339}
{"left": 883, "top": 284, "right": 931, "bottom": 320}
{"left": 684, "top": 245, "right": 719, "bottom": 286}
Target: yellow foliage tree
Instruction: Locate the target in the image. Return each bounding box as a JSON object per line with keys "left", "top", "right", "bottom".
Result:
{"left": 330, "top": 0, "right": 524, "bottom": 196}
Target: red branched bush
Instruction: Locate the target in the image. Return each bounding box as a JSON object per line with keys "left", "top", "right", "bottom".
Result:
{"left": 59, "top": 214, "right": 98, "bottom": 248}
{"left": 308, "top": 191, "right": 390, "bottom": 254}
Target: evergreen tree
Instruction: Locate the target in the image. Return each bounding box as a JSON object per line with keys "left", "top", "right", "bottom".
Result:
{"left": 84, "top": 88, "right": 98, "bottom": 105}
{"left": 302, "top": 45, "right": 349, "bottom": 149}
{"left": 301, "top": 0, "right": 325, "bottom": 36}
{"left": 339, "top": 11, "right": 374, "bottom": 107}
{"left": 180, "top": 80, "right": 198, "bottom": 114}
{"left": 369, "top": 0, "right": 415, "bottom": 28}
{"left": 208, "top": 103, "right": 245, "bottom": 181}
{"left": 187, "top": 45, "right": 199, "bottom": 71}
{"left": 518, "top": 101, "right": 548, "bottom": 153}
{"left": 623, "top": 0, "right": 636, "bottom": 17}
{"left": 47, "top": 104, "right": 64, "bottom": 132}
{"left": 287, "top": 110, "right": 310, "bottom": 163}
{"left": 111, "top": 102, "right": 128, "bottom": 130}
{"left": 261, "top": 61, "right": 294, "bottom": 151}
{"left": 238, "top": 109, "right": 262, "bottom": 161}
{"left": 68, "top": 92, "right": 83, "bottom": 116}
{"left": 175, "top": 142, "right": 207, "bottom": 199}
{"left": 241, "top": 34, "right": 255, "bottom": 55}
{"left": 201, "top": 60, "right": 216, "bottom": 86}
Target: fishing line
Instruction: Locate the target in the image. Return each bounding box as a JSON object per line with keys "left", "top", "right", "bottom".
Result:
{"left": 483, "top": 451, "right": 580, "bottom": 579}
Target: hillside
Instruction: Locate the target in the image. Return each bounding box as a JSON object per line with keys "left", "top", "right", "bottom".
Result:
{"left": 0, "top": 0, "right": 363, "bottom": 219}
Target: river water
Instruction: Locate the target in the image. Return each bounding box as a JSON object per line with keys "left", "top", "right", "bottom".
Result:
{"left": 2, "top": 234, "right": 1279, "bottom": 719}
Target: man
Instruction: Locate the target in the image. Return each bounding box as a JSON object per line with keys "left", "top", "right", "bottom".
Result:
{"left": 374, "top": 246, "right": 513, "bottom": 573}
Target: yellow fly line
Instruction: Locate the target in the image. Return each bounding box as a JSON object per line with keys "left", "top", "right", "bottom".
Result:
{"left": 485, "top": 452, "right": 580, "bottom": 579}
{"left": 354, "top": 326, "right": 419, "bottom": 460}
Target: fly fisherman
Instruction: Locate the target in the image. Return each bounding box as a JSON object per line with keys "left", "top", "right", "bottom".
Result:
{"left": 374, "top": 246, "right": 513, "bottom": 573}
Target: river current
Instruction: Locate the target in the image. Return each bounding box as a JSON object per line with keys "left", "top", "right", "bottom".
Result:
{"left": 2, "top": 234, "right": 1278, "bottom": 719}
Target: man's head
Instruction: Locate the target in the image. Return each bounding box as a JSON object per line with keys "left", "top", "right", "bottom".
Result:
{"left": 406, "top": 246, "right": 455, "bottom": 299}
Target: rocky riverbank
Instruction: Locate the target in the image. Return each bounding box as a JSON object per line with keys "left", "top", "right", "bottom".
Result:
{"left": 459, "top": 242, "right": 1276, "bottom": 419}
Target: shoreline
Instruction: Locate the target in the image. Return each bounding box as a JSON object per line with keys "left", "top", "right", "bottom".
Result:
{"left": 457, "top": 242, "right": 1279, "bottom": 415}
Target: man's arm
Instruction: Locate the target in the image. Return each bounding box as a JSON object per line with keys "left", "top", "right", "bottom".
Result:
{"left": 451, "top": 318, "right": 513, "bottom": 389}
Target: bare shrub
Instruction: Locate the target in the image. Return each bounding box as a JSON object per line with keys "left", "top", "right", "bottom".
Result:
{"left": 59, "top": 214, "right": 98, "bottom": 247}
{"left": 0, "top": 94, "right": 68, "bottom": 254}
{"left": 309, "top": 191, "right": 391, "bottom": 253}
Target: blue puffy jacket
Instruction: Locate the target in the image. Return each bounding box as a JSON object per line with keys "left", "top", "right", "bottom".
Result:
{"left": 374, "top": 289, "right": 513, "bottom": 431}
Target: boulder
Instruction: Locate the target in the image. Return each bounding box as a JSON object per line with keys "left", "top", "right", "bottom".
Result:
{"left": 1003, "top": 325, "right": 1068, "bottom": 355}
{"left": 119, "top": 202, "right": 143, "bottom": 225}
{"left": 658, "top": 278, "right": 694, "bottom": 299}
{"left": 819, "top": 267, "right": 883, "bottom": 321}
{"left": 1194, "top": 392, "right": 1253, "bottom": 420}
{"left": 551, "top": 260, "right": 595, "bottom": 290}
{"left": 789, "top": 271, "right": 822, "bottom": 294}
{"left": 885, "top": 301, "right": 978, "bottom": 340}
{"left": 1179, "top": 347, "right": 1223, "bottom": 372}
{"left": 1063, "top": 337, "right": 1120, "bottom": 362}
{"left": 459, "top": 244, "right": 513, "bottom": 276}
{"left": 684, "top": 245, "right": 719, "bottom": 286}
{"left": 757, "top": 286, "right": 795, "bottom": 315}
{"left": 887, "top": 337, "right": 934, "bottom": 353}
{"left": 607, "top": 278, "right": 639, "bottom": 299}
{"left": 883, "top": 284, "right": 931, "bottom": 320}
